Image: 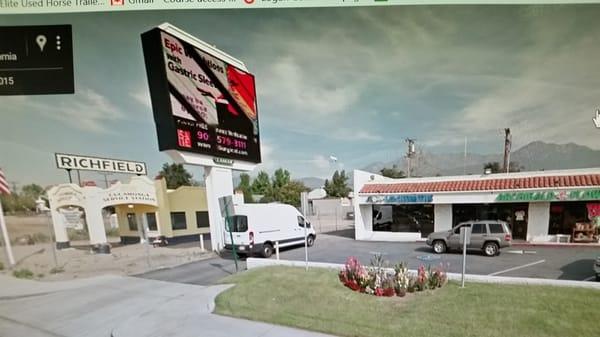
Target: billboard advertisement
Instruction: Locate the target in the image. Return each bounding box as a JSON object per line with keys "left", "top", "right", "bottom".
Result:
{"left": 141, "top": 25, "right": 261, "bottom": 164}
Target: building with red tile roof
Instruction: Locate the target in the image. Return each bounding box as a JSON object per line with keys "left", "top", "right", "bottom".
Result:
{"left": 353, "top": 168, "right": 600, "bottom": 244}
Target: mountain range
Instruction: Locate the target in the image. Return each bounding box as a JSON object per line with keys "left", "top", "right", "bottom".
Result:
{"left": 298, "top": 141, "right": 600, "bottom": 189}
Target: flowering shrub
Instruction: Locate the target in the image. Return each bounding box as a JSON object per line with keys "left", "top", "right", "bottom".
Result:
{"left": 414, "top": 265, "right": 428, "bottom": 291}
{"left": 339, "top": 256, "right": 369, "bottom": 291}
{"left": 427, "top": 264, "right": 448, "bottom": 289}
{"left": 339, "top": 255, "right": 448, "bottom": 297}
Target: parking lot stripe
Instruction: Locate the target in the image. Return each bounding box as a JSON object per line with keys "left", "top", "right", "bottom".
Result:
{"left": 488, "top": 259, "right": 546, "bottom": 276}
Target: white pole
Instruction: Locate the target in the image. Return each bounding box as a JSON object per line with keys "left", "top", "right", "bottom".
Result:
{"left": 199, "top": 234, "right": 205, "bottom": 251}
{"left": 0, "top": 201, "right": 15, "bottom": 267}
{"left": 45, "top": 211, "right": 58, "bottom": 269}
{"left": 461, "top": 230, "right": 467, "bottom": 288}
{"left": 304, "top": 222, "right": 308, "bottom": 271}
{"left": 463, "top": 136, "right": 468, "bottom": 175}
{"left": 275, "top": 241, "right": 280, "bottom": 260}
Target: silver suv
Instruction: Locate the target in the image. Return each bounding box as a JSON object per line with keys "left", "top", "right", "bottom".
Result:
{"left": 426, "top": 220, "right": 512, "bottom": 257}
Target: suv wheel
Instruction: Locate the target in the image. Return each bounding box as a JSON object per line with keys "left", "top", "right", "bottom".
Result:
{"left": 432, "top": 240, "right": 446, "bottom": 254}
{"left": 483, "top": 242, "right": 499, "bottom": 257}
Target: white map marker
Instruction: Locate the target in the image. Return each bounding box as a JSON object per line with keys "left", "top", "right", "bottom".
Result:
{"left": 36, "top": 35, "right": 47, "bottom": 51}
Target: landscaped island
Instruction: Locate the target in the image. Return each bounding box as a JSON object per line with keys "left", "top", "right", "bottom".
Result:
{"left": 215, "top": 266, "right": 600, "bottom": 337}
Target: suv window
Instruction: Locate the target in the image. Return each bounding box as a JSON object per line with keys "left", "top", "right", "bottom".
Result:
{"left": 226, "top": 215, "right": 248, "bottom": 232}
{"left": 488, "top": 223, "right": 505, "bottom": 234}
{"left": 454, "top": 223, "right": 471, "bottom": 234}
{"left": 471, "top": 223, "right": 486, "bottom": 234}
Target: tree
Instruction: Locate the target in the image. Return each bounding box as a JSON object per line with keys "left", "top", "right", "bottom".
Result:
{"left": 251, "top": 171, "right": 271, "bottom": 195}
{"left": 272, "top": 168, "right": 291, "bottom": 190}
{"left": 277, "top": 180, "right": 309, "bottom": 207}
{"left": 258, "top": 168, "right": 308, "bottom": 207}
{"left": 483, "top": 162, "right": 502, "bottom": 173}
{"left": 324, "top": 170, "right": 351, "bottom": 197}
{"left": 21, "top": 184, "right": 44, "bottom": 199}
{"left": 19, "top": 184, "right": 44, "bottom": 210}
{"left": 379, "top": 165, "right": 405, "bottom": 179}
{"left": 484, "top": 161, "right": 522, "bottom": 173}
{"left": 158, "top": 163, "right": 193, "bottom": 189}
{"left": 236, "top": 173, "right": 254, "bottom": 203}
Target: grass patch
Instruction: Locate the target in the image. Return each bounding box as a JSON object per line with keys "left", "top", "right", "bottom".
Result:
{"left": 67, "top": 229, "right": 89, "bottom": 241}
{"left": 12, "top": 268, "right": 34, "bottom": 279}
{"left": 215, "top": 266, "right": 600, "bottom": 337}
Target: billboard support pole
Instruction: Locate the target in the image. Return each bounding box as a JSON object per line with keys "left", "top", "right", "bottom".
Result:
{"left": 224, "top": 200, "right": 238, "bottom": 272}
{"left": 66, "top": 169, "right": 72, "bottom": 184}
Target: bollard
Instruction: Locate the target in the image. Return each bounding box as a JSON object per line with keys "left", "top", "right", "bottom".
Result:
{"left": 199, "top": 234, "right": 205, "bottom": 251}
{"left": 275, "top": 241, "right": 280, "bottom": 260}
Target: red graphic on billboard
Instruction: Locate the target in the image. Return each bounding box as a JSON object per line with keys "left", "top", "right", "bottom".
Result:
{"left": 177, "top": 129, "right": 192, "bottom": 148}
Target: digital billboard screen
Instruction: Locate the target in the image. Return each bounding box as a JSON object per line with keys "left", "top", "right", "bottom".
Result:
{"left": 141, "top": 25, "right": 261, "bottom": 164}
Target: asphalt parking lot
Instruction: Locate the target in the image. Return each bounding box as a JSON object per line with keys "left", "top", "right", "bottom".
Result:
{"left": 139, "top": 230, "right": 600, "bottom": 285}
{"left": 276, "top": 230, "right": 600, "bottom": 281}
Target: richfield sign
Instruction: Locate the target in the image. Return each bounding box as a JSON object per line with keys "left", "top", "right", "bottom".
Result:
{"left": 496, "top": 189, "right": 600, "bottom": 202}
{"left": 55, "top": 153, "right": 147, "bottom": 175}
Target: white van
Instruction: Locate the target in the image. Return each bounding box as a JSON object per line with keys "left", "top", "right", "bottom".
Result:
{"left": 223, "top": 203, "right": 316, "bottom": 258}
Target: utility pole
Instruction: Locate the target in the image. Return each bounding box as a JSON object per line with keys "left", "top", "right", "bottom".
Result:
{"left": 405, "top": 138, "right": 416, "bottom": 178}
{"left": 502, "top": 128, "right": 511, "bottom": 173}
{"left": 463, "top": 136, "right": 468, "bottom": 175}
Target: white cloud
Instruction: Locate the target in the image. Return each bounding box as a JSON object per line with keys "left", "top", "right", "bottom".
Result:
{"left": 6, "top": 88, "right": 124, "bottom": 134}
{"left": 259, "top": 56, "right": 360, "bottom": 117}
{"left": 130, "top": 89, "right": 152, "bottom": 109}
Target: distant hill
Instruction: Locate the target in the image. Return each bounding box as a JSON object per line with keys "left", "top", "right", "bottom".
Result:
{"left": 362, "top": 141, "right": 600, "bottom": 177}
{"left": 298, "top": 177, "right": 325, "bottom": 189}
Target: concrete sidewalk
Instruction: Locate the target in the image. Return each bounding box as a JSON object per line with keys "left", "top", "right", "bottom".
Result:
{"left": 0, "top": 274, "right": 335, "bottom": 337}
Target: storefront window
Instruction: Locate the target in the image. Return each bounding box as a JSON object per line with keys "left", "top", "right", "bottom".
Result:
{"left": 453, "top": 203, "right": 528, "bottom": 240}
{"left": 127, "top": 213, "right": 137, "bottom": 231}
{"left": 372, "top": 204, "right": 434, "bottom": 237}
{"left": 196, "top": 211, "right": 209, "bottom": 228}
{"left": 170, "top": 212, "right": 187, "bottom": 230}
{"left": 146, "top": 213, "right": 157, "bottom": 231}
{"left": 548, "top": 202, "right": 591, "bottom": 235}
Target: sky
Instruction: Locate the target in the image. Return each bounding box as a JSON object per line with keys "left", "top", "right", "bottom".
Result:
{"left": 1, "top": 5, "right": 600, "bottom": 188}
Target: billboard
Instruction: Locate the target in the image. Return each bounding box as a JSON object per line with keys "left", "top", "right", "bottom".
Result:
{"left": 141, "top": 24, "right": 261, "bottom": 164}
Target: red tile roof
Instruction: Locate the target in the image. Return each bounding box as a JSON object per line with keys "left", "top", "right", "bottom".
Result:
{"left": 359, "top": 174, "right": 600, "bottom": 194}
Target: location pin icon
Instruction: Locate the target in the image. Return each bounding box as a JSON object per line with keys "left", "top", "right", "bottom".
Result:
{"left": 36, "top": 35, "right": 47, "bottom": 52}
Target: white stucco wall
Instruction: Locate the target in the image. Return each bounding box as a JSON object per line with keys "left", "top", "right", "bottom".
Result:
{"left": 527, "top": 202, "right": 550, "bottom": 242}
{"left": 434, "top": 204, "right": 452, "bottom": 232}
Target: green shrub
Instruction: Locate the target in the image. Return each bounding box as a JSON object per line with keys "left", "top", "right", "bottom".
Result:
{"left": 37, "top": 273, "right": 44, "bottom": 278}
{"left": 13, "top": 268, "right": 34, "bottom": 279}
{"left": 31, "top": 232, "right": 50, "bottom": 243}
{"left": 105, "top": 227, "right": 120, "bottom": 237}
{"left": 50, "top": 266, "right": 65, "bottom": 274}
{"left": 67, "top": 229, "right": 89, "bottom": 241}
{"left": 0, "top": 261, "right": 4, "bottom": 271}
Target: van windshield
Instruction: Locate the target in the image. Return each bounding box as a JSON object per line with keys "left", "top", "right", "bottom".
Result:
{"left": 226, "top": 215, "right": 248, "bottom": 232}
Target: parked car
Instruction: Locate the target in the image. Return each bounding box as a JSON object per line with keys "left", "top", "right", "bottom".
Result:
{"left": 426, "top": 220, "right": 512, "bottom": 257}
{"left": 223, "top": 203, "right": 316, "bottom": 258}
{"left": 594, "top": 256, "right": 600, "bottom": 281}
{"left": 346, "top": 211, "right": 355, "bottom": 220}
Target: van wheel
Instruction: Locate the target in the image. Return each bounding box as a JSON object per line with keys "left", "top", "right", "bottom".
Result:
{"left": 432, "top": 240, "right": 446, "bottom": 254}
{"left": 307, "top": 235, "right": 315, "bottom": 247}
{"left": 262, "top": 243, "right": 273, "bottom": 258}
{"left": 483, "top": 242, "right": 499, "bottom": 257}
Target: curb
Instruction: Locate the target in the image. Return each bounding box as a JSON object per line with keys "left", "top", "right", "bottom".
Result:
{"left": 246, "top": 258, "right": 600, "bottom": 290}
